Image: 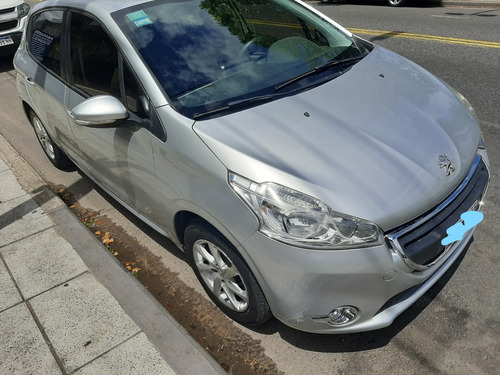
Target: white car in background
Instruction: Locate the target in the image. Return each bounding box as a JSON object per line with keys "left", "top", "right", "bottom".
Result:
{"left": 0, "top": 0, "right": 30, "bottom": 56}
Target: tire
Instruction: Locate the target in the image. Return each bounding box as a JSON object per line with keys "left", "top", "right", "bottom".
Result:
{"left": 185, "top": 220, "right": 271, "bottom": 326}
{"left": 30, "top": 111, "right": 72, "bottom": 169}
{"left": 387, "top": 0, "right": 408, "bottom": 6}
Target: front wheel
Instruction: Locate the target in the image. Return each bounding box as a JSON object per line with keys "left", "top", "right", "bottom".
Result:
{"left": 30, "top": 111, "right": 71, "bottom": 169}
{"left": 387, "top": 0, "right": 408, "bottom": 6}
{"left": 185, "top": 221, "right": 271, "bottom": 326}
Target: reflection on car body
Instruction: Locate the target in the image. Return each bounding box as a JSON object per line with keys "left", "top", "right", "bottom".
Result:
{"left": 15, "top": 0, "right": 489, "bottom": 333}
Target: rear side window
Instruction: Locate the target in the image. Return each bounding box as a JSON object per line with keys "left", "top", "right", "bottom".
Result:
{"left": 69, "top": 12, "right": 120, "bottom": 98}
{"left": 29, "top": 10, "right": 64, "bottom": 76}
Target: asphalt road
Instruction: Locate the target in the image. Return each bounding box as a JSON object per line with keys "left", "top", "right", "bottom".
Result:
{"left": 1, "top": 3, "right": 499, "bottom": 374}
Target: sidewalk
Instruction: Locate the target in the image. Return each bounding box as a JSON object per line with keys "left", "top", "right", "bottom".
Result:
{"left": 0, "top": 135, "right": 224, "bottom": 375}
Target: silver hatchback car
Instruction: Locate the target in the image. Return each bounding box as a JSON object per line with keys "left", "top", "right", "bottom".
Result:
{"left": 15, "top": 0, "right": 489, "bottom": 333}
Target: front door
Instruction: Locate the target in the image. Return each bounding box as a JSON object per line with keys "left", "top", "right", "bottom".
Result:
{"left": 64, "top": 11, "right": 163, "bottom": 224}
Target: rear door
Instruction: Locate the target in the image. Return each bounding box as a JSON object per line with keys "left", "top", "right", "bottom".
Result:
{"left": 17, "top": 9, "right": 79, "bottom": 159}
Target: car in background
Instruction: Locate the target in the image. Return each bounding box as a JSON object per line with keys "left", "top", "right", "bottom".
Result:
{"left": 321, "top": 0, "right": 411, "bottom": 7}
{"left": 14, "top": 0, "right": 489, "bottom": 333}
{"left": 0, "top": 0, "right": 30, "bottom": 56}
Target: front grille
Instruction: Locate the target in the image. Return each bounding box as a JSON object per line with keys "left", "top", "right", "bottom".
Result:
{"left": 0, "top": 7, "right": 15, "bottom": 15}
{"left": 0, "top": 20, "right": 18, "bottom": 32}
{"left": 387, "top": 156, "right": 489, "bottom": 269}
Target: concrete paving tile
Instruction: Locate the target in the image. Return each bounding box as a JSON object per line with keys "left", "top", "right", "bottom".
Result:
{"left": 0, "top": 260, "right": 22, "bottom": 312}
{"left": 30, "top": 272, "right": 141, "bottom": 372}
{"left": 0, "top": 303, "right": 61, "bottom": 375}
{"left": 1, "top": 228, "right": 88, "bottom": 299}
{"left": 0, "top": 158, "right": 8, "bottom": 172}
{"left": 0, "top": 194, "right": 53, "bottom": 247}
{"left": 0, "top": 169, "right": 26, "bottom": 202}
{"left": 74, "top": 332, "right": 176, "bottom": 375}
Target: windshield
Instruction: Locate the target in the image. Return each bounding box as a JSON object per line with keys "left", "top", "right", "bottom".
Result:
{"left": 113, "top": 0, "right": 368, "bottom": 118}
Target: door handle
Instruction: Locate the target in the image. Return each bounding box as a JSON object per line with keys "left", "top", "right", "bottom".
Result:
{"left": 25, "top": 76, "right": 36, "bottom": 86}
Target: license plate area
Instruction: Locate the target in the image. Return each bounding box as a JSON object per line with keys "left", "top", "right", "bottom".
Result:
{"left": 0, "top": 36, "right": 14, "bottom": 47}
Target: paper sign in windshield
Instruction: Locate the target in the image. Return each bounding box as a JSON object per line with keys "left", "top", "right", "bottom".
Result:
{"left": 127, "top": 10, "right": 152, "bottom": 27}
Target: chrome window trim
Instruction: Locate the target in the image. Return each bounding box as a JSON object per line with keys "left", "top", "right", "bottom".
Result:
{"left": 386, "top": 155, "right": 488, "bottom": 271}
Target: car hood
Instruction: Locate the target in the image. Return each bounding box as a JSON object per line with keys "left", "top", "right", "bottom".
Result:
{"left": 193, "top": 46, "right": 480, "bottom": 230}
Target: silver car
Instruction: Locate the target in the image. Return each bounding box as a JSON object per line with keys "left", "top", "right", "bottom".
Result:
{"left": 14, "top": 0, "right": 489, "bottom": 333}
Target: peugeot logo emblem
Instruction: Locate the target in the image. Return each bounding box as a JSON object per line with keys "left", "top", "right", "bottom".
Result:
{"left": 438, "top": 154, "right": 456, "bottom": 176}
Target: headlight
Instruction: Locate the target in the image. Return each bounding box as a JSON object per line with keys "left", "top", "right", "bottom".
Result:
{"left": 445, "top": 84, "right": 485, "bottom": 150}
{"left": 229, "top": 173, "right": 383, "bottom": 249}
{"left": 17, "top": 2, "right": 30, "bottom": 19}
{"left": 446, "top": 83, "right": 479, "bottom": 124}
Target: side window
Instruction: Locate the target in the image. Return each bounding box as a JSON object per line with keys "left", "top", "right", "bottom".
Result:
{"left": 123, "top": 62, "right": 166, "bottom": 142}
{"left": 68, "top": 11, "right": 166, "bottom": 141}
{"left": 69, "top": 12, "right": 120, "bottom": 98}
{"left": 29, "top": 10, "right": 64, "bottom": 76}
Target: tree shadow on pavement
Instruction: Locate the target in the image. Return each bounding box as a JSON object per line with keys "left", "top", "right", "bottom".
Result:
{"left": 250, "top": 238, "right": 473, "bottom": 352}
{"left": 0, "top": 176, "right": 91, "bottom": 232}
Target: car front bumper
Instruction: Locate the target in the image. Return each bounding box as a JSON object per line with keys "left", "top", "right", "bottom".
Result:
{"left": 0, "top": 8, "right": 27, "bottom": 56}
{"left": 237, "top": 153, "right": 489, "bottom": 333}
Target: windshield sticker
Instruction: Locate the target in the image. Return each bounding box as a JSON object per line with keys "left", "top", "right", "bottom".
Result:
{"left": 127, "top": 10, "right": 152, "bottom": 27}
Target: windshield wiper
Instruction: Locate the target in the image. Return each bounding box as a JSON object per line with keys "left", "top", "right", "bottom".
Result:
{"left": 193, "top": 54, "right": 368, "bottom": 120}
{"left": 193, "top": 94, "right": 277, "bottom": 120}
{"left": 274, "top": 53, "right": 368, "bottom": 92}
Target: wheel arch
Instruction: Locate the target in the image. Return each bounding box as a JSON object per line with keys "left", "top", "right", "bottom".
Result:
{"left": 173, "top": 210, "right": 257, "bottom": 271}
{"left": 174, "top": 210, "right": 244, "bottom": 251}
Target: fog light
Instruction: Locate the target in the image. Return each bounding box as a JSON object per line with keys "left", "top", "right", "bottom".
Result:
{"left": 311, "top": 306, "right": 359, "bottom": 326}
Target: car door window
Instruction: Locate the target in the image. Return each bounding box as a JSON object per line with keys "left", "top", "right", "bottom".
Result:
{"left": 68, "top": 12, "right": 165, "bottom": 141}
{"left": 69, "top": 12, "right": 120, "bottom": 98}
{"left": 28, "top": 10, "right": 64, "bottom": 76}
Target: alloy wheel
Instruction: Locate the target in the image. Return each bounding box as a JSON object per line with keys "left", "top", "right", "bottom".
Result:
{"left": 193, "top": 239, "right": 249, "bottom": 312}
{"left": 33, "top": 116, "right": 56, "bottom": 160}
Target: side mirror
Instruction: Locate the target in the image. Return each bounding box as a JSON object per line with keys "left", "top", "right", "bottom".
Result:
{"left": 69, "top": 95, "right": 128, "bottom": 127}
